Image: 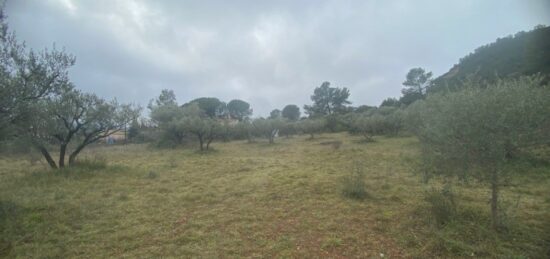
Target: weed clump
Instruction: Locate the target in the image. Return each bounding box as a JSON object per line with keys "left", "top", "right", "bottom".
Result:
{"left": 424, "top": 185, "right": 456, "bottom": 226}
{"left": 342, "top": 163, "right": 368, "bottom": 200}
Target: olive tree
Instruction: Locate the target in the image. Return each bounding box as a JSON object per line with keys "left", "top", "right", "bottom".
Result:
{"left": 235, "top": 120, "right": 255, "bottom": 143}
{"left": 299, "top": 119, "right": 325, "bottom": 139}
{"left": 252, "top": 118, "right": 284, "bottom": 144}
{"left": 279, "top": 120, "right": 297, "bottom": 138}
{"left": 407, "top": 76, "right": 550, "bottom": 229}
{"left": 27, "top": 89, "right": 140, "bottom": 168}
{"left": 0, "top": 9, "right": 75, "bottom": 137}
{"left": 150, "top": 102, "right": 187, "bottom": 146}
{"left": 181, "top": 104, "right": 221, "bottom": 151}
{"left": 348, "top": 114, "right": 380, "bottom": 142}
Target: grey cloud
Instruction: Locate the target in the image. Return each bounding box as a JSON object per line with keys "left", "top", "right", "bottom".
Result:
{"left": 5, "top": 0, "right": 550, "bottom": 116}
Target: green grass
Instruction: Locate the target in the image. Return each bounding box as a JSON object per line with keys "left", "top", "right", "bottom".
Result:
{"left": 1, "top": 133, "right": 549, "bottom": 257}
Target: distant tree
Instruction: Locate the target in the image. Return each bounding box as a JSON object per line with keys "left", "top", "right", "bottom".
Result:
{"left": 299, "top": 119, "right": 325, "bottom": 139}
{"left": 235, "top": 120, "right": 255, "bottom": 143}
{"left": 279, "top": 120, "right": 297, "bottom": 138}
{"left": 149, "top": 89, "right": 177, "bottom": 109}
{"left": 407, "top": 76, "right": 550, "bottom": 229}
{"left": 349, "top": 114, "right": 379, "bottom": 142}
{"left": 304, "top": 81, "right": 351, "bottom": 117}
{"left": 0, "top": 9, "right": 75, "bottom": 137}
{"left": 380, "top": 98, "right": 400, "bottom": 107}
{"left": 354, "top": 105, "right": 375, "bottom": 113}
{"left": 227, "top": 99, "right": 252, "bottom": 121}
{"left": 269, "top": 109, "right": 282, "bottom": 119}
{"left": 400, "top": 68, "right": 432, "bottom": 105}
{"left": 148, "top": 90, "right": 188, "bottom": 146}
{"left": 183, "top": 97, "right": 225, "bottom": 118}
{"left": 181, "top": 103, "right": 221, "bottom": 151}
{"left": 282, "top": 104, "right": 300, "bottom": 121}
{"left": 253, "top": 118, "right": 284, "bottom": 144}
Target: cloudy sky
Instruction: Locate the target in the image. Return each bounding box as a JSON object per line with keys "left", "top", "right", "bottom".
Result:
{"left": 5, "top": 0, "right": 550, "bottom": 116}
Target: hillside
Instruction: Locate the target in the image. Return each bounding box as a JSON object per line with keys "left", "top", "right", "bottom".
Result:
{"left": 431, "top": 25, "right": 550, "bottom": 91}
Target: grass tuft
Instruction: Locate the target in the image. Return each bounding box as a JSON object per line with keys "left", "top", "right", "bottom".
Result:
{"left": 342, "top": 162, "right": 369, "bottom": 200}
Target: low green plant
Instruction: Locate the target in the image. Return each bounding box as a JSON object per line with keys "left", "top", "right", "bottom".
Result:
{"left": 342, "top": 163, "right": 368, "bottom": 200}
{"left": 424, "top": 185, "right": 457, "bottom": 226}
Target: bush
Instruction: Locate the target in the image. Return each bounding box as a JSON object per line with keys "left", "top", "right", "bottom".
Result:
{"left": 424, "top": 185, "right": 457, "bottom": 226}
{"left": 252, "top": 118, "right": 284, "bottom": 144}
{"left": 299, "top": 119, "right": 325, "bottom": 139}
{"left": 342, "top": 163, "right": 368, "bottom": 200}
{"left": 346, "top": 108, "right": 404, "bottom": 140}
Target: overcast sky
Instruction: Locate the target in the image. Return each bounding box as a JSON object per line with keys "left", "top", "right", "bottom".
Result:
{"left": 5, "top": 0, "right": 550, "bottom": 116}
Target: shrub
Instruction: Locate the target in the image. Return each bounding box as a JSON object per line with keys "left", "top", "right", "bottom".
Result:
{"left": 252, "top": 118, "right": 284, "bottom": 144}
{"left": 424, "top": 185, "right": 457, "bottom": 226}
{"left": 346, "top": 108, "right": 404, "bottom": 140}
{"left": 299, "top": 119, "right": 325, "bottom": 139}
{"left": 342, "top": 163, "right": 368, "bottom": 200}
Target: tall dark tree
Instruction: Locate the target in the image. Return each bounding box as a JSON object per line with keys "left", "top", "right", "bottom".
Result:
{"left": 269, "top": 109, "right": 282, "bottom": 119}
{"left": 227, "top": 99, "right": 252, "bottom": 121}
{"left": 282, "top": 104, "right": 300, "bottom": 121}
{"left": 183, "top": 97, "right": 225, "bottom": 118}
{"left": 400, "top": 68, "right": 432, "bottom": 105}
{"left": 304, "top": 81, "right": 351, "bottom": 117}
{"left": 149, "top": 89, "right": 177, "bottom": 109}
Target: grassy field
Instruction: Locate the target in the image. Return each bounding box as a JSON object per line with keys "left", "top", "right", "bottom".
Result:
{"left": 1, "top": 133, "right": 549, "bottom": 258}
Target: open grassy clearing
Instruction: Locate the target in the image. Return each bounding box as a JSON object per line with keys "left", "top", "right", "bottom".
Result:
{"left": 1, "top": 133, "right": 549, "bottom": 258}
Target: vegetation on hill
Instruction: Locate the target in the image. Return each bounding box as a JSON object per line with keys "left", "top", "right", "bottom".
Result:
{"left": 431, "top": 25, "right": 550, "bottom": 92}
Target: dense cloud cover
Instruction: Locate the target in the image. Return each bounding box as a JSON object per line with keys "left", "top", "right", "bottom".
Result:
{"left": 5, "top": 0, "right": 549, "bottom": 116}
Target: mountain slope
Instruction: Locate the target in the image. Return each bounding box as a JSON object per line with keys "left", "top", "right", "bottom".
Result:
{"left": 431, "top": 25, "right": 550, "bottom": 91}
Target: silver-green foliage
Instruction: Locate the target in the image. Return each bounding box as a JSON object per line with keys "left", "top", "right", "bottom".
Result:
{"left": 252, "top": 118, "right": 284, "bottom": 144}
{"left": 348, "top": 107, "right": 404, "bottom": 141}
{"left": 298, "top": 119, "right": 325, "bottom": 139}
{"left": 0, "top": 9, "right": 75, "bottom": 138}
{"left": 27, "top": 89, "right": 140, "bottom": 168}
{"left": 407, "top": 76, "right": 550, "bottom": 228}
